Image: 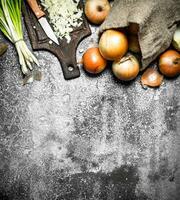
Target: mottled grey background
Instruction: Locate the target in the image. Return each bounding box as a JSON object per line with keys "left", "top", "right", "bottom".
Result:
{"left": 0, "top": 21, "right": 180, "bottom": 200}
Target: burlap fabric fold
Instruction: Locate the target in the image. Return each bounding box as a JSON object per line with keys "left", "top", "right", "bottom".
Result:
{"left": 100, "top": 0, "right": 180, "bottom": 70}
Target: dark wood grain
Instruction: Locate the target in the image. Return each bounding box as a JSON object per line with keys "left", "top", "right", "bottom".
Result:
{"left": 23, "top": 0, "right": 91, "bottom": 80}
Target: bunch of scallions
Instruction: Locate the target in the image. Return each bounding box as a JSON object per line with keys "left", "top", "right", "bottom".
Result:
{"left": 0, "top": 0, "right": 39, "bottom": 75}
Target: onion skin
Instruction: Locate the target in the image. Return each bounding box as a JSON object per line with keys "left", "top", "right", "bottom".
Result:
{"left": 99, "top": 30, "right": 128, "bottom": 61}
{"left": 83, "top": 47, "right": 107, "bottom": 74}
{"left": 112, "top": 54, "right": 140, "bottom": 81}
{"left": 159, "top": 50, "right": 180, "bottom": 77}
{"left": 85, "top": 0, "right": 111, "bottom": 25}
{"left": 141, "top": 67, "right": 164, "bottom": 87}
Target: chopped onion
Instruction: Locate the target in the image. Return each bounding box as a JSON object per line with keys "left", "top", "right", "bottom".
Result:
{"left": 40, "top": 0, "right": 83, "bottom": 43}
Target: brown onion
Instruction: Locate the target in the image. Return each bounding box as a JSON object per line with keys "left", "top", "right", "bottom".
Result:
{"left": 85, "top": 0, "right": 111, "bottom": 25}
{"left": 141, "top": 67, "right": 164, "bottom": 87}
{"left": 83, "top": 47, "right": 107, "bottom": 74}
{"left": 159, "top": 50, "right": 180, "bottom": 77}
{"left": 99, "top": 30, "right": 128, "bottom": 61}
{"left": 112, "top": 54, "right": 140, "bottom": 81}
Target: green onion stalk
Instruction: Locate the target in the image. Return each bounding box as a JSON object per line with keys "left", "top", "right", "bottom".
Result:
{"left": 0, "top": 0, "right": 39, "bottom": 75}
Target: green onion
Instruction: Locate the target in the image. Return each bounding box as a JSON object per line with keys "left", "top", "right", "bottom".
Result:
{"left": 0, "top": 0, "right": 39, "bottom": 75}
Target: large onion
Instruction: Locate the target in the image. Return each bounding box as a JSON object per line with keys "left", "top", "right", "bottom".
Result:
{"left": 82, "top": 47, "right": 107, "bottom": 74}
{"left": 85, "top": 0, "right": 111, "bottom": 25}
{"left": 99, "top": 30, "right": 128, "bottom": 61}
{"left": 112, "top": 53, "right": 140, "bottom": 81}
{"left": 159, "top": 50, "right": 180, "bottom": 77}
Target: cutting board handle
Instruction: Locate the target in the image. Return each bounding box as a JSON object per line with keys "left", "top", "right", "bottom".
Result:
{"left": 61, "top": 60, "right": 80, "bottom": 80}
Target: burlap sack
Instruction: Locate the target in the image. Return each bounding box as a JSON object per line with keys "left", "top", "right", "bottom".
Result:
{"left": 100, "top": 0, "right": 180, "bottom": 70}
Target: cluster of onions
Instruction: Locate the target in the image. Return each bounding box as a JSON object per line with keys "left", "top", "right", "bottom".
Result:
{"left": 141, "top": 25, "right": 180, "bottom": 87}
{"left": 82, "top": 28, "right": 180, "bottom": 86}
{"left": 141, "top": 50, "right": 180, "bottom": 87}
{"left": 83, "top": 4, "right": 180, "bottom": 86}
{"left": 83, "top": 1, "right": 141, "bottom": 81}
{"left": 83, "top": 29, "right": 140, "bottom": 81}
{"left": 99, "top": 29, "right": 140, "bottom": 81}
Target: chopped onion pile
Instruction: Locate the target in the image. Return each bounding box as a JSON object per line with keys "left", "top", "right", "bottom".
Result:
{"left": 40, "top": 0, "right": 83, "bottom": 43}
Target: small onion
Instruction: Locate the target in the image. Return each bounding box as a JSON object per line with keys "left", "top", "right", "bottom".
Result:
{"left": 112, "top": 53, "right": 140, "bottom": 81}
{"left": 159, "top": 50, "right": 180, "bottom": 77}
{"left": 85, "top": 0, "right": 111, "bottom": 25}
{"left": 82, "top": 47, "right": 107, "bottom": 74}
{"left": 99, "top": 30, "right": 128, "bottom": 61}
{"left": 172, "top": 25, "right": 180, "bottom": 51}
{"left": 141, "top": 67, "right": 164, "bottom": 87}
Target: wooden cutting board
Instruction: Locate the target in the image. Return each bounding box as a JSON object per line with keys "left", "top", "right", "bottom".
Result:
{"left": 23, "top": 1, "right": 91, "bottom": 80}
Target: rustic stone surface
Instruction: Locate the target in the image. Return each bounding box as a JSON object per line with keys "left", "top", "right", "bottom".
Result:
{"left": 0, "top": 24, "right": 180, "bottom": 200}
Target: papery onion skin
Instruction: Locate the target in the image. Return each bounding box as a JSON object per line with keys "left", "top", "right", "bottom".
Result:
{"left": 99, "top": 30, "right": 128, "bottom": 61}
{"left": 85, "top": 0, "right": 111, "bottom": 25}
{"left": 83, "top": 47, "right": 107, "bottom": 74}
{"left": 112, "top": 54, "right": 140, "bottom": 81}
{"left": 159, "top": 50, "right": 180, "bottom": 77}
{"left": 141, "top": 67, "right": 164, "bottom": 87}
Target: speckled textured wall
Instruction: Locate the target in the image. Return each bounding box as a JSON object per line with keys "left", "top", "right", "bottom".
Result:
{"left": 0, "top": 24, "right": 180, "bottom": 200}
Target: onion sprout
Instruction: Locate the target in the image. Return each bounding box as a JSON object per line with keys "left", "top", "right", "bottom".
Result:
{"left": 0, "top": 0, "right": 39, "bottom": 75}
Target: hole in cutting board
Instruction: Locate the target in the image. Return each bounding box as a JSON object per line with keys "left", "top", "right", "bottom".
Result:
{"left": 68, "top": 65, "right": 74, "bottom": 72}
